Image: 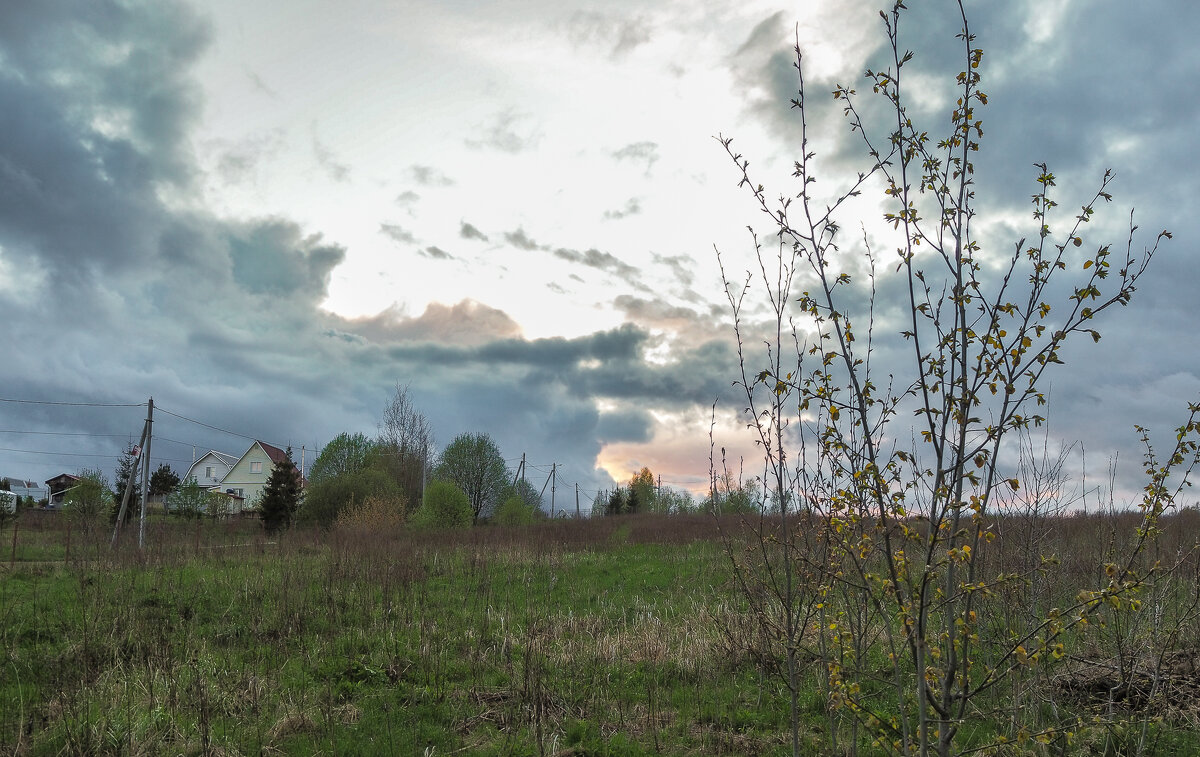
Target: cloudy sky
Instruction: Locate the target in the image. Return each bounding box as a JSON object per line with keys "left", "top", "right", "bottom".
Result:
{"left": 0, "top": 0, "right": 1195, "bottom": 512}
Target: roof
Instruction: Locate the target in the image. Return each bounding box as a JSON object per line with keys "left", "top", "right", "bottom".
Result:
{"left": 197, "top": 450, "right": 238, "bottom": 466}
{"left": 1, "top": 477, "right": 46, "bottom": 498}
{"left": 257, "top": 440, "right": 290, "bottom": 464}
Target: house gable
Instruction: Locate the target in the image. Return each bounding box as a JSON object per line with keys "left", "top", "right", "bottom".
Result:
{"left": 218, "top": 441, "right": 292, "bottom": 510}
{"left": 45, "top": 473, "right": 81, "bottom": 505}
{"left": 184, "top": 450, "right": 238, "bottom": 489}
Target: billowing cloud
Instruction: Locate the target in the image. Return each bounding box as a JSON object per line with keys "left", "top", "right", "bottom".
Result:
{"left": 344, "top": 300, "right": 521, "bottom": 346}
{"left": 603, "top": 198, "right": 641, "bottom": 220}
{"left": 421, "top": 245, "right": 453, "bottom": 260}
{"left": 0, "top": 0, "right": 1194, "bottom": 511}
{"left": 553, "top": 247, "right": 641, "bottom": 281}
{"left": 379, "top": 223, "right": 416, "bottom": 245}
{"left": 408, "top": 165, "right": 454, "bottom": 187}
{"left": 596, "top": 409, "right": 654, "bottom": 443}
{"left": 459, "top": 221, "right": 489, "bottom": 242}
{"left": 503, "top": 228, "right": 542, "bottom": 251}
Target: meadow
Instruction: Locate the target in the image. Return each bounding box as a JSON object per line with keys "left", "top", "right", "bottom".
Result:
{"left": 2, "top": 509, "right": 1199, "bottom": 756}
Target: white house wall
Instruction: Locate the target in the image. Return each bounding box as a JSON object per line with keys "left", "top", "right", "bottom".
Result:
{"left": 217, "top": 443, "right": 277, "bottom": 511}
{"left": 184, "top": 451, "right": 236, "bottom": 490}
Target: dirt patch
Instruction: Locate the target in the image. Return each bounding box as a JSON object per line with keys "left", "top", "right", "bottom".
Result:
{"left": 1055, "top": 649, "right": 1200, "bottom": 720}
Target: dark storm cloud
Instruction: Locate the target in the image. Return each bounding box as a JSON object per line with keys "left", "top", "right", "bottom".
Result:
{"left": 227, "top": 221, "right": 344, "bottom": 297}
{"left": 0, "top": 1, "right": 624, "bottom": 493}
{"left": 0, "top": 1, "right": 208, "bottom": 281}
{"left": 727, "top": 10, "right": 799, "bottom": 139}
{"left": 552, "top": 247, "right": 641, "bottom": 281}
{"left": 715, "top": 1, "right": 1200, "bottom": 505}
{"left": 459, "top": 221, "right": 489, "bottom": 242}
{"left": 359, "top": 321, "right": 735, "bottom": 414}
{"left": 596, "top": 409, "right": 654, "bottom": 443}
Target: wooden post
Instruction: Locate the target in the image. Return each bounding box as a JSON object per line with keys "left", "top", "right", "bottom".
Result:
{"left": 9, "top": 514, "right": 18, "bottom": 569}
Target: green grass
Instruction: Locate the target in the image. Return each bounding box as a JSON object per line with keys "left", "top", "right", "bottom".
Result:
{"left": 3, "top": 511, "right": 1200, "bottom": 755}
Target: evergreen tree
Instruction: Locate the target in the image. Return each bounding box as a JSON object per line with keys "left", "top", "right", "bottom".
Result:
{"left": 148, "top": 463, "right": 180, "bottom": 497}
{"left": 111, "top": 444, "right": 141, "bottom": 524}
{"left": 626, "top": 485, "right": 641, "bottom": 514}
{"left": 604, "top": 488, "right": 626, "bottom": 516}
{"left": 259, "top": 447, "right": 302, "bottom": 533}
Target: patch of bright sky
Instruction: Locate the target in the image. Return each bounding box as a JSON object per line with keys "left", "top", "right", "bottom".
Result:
{"left": 187, "top": 0, "right": 884, "bottom": 342}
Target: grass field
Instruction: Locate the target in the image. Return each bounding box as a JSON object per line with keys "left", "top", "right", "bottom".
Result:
{"left": 3, "top": 510, "right": 1199, "bottom": 755}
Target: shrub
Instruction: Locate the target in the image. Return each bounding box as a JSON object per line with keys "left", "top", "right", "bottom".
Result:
{"left": 334, "top": 494, "right": 407, "bottom": 533}
{"left": 299, "top": 468, "right": 402, "bottom": 528}
{"left": 493, "top": 496, "right": 535, "bottom": 526}
{"left": 410, "top": 481, "right": 472, "bottom": 530}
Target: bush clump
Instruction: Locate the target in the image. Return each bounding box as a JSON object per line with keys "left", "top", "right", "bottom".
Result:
{"left": 410, "top": 481, "right": 473, "bottom": 530}
{"left": 493, "top": 496, "right": 536, "bottom": 526}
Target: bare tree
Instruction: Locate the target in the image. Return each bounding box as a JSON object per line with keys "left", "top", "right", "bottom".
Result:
{"left": 377, "top": 383, "right": 435, "bottom": 510}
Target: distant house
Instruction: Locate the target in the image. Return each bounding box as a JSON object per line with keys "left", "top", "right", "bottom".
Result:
{"left": 182, "top": 450, "right": 238, "bottom": 490}
{"left": 1, "top": 477, "right": 48, "bottom": 502}
{"left": 45, "top": 474, "right": 81, "bottom": 506}
{"left": 215, "top": 441, "right": 298, "bottom": 512}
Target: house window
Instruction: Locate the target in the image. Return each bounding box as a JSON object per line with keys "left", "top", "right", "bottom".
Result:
{"left": 205, "top": 466, "right": 215, "bottom": 478}
{"left": 250, "top": 461, "right": 263, "bottom": 474}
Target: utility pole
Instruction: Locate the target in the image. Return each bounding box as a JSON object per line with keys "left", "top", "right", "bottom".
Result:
{"left": 138, "top": 397, "right": 153, "bottom": 549}
{"left": 575, "top": 483, "right": 580, "bottom": 519}
{"left": 300, "top": 445, "right": 305, "bottom": 479}
{"left": 112, "top": 399, "right": 152, "bottom": 548}
{"left": 550, "top": 463, "right": 556, "bottom": 518}
{"left": 510, "top": 453, "right": 526, "bottom": 492}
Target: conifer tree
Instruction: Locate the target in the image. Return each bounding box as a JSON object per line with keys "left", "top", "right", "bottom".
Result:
{"left": 259, "top": 448, "right": 302, "bottom": 533}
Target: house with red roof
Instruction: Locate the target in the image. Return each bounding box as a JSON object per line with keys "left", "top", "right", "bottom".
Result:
{"left": 214, "top": 441, "right": 300, "bottom": 512}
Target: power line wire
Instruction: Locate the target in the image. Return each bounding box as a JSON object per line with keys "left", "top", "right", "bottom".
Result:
{"left": 0, "top": 429, "right": 132, "bottom": 438}
{"left": 156, "top": 407, "right": 266, "bottom": 443}
{"left": 0, "top": 397, "right": 146, "bottom": 407}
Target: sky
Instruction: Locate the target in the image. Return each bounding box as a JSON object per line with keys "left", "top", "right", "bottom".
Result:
{"left": 0, "top": 0, "right": 1196, "bottom": 513}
